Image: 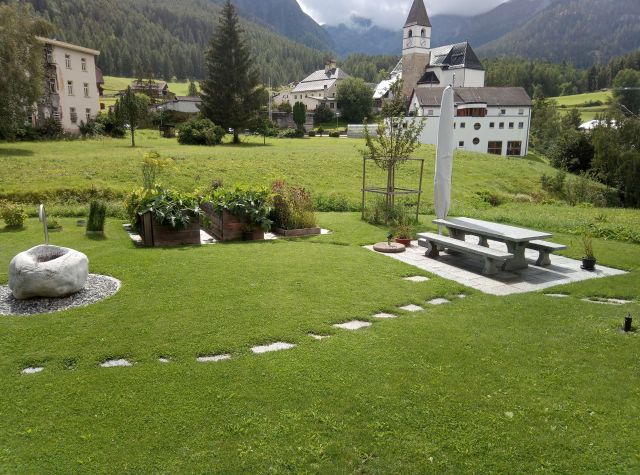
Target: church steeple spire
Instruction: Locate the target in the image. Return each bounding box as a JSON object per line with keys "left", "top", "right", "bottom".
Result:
{"left": 404, "top": 0, "right": 431, "bottom": 28}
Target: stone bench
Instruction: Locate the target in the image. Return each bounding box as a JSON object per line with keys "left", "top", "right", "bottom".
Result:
{"left": 418, "top": 232, "right": 514, "bottom": 275}
{"left": 526, "top": 240, "right": 567, "bottom": 266}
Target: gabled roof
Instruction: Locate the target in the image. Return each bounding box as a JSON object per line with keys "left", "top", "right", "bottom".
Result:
{"left": 429, "top": 42, "right": 484, "bottom": 71}
{"left": 292, "top": 68, "right": 350, "bottom": 93}
{"left": 412, "top": 87, "right": 533, "bottom": 108}
{"left": 404, "top": 0, "right": 431, "bottom": 27}
{"left": 417, "top": 71, "right": 440, "bottom": 85}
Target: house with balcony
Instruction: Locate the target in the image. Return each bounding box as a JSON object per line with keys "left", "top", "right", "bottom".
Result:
{"left": 33, "top": 37, "right": 101, "bottom": 134}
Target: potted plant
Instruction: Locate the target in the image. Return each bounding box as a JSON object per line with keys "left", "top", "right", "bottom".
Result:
{"left": 394, "top": 224, "right": 413, "bottom": 247}
{"left": 581, "top": 232, "right": 596, "bottom": 271}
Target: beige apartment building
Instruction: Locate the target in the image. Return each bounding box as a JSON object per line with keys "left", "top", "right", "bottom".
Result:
{"left": 33, "top": 37, "right": 101, "bottom": 134}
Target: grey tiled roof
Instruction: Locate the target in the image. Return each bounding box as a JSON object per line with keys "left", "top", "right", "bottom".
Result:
{"left": 413, "top": 87, "right": 533, "bottom": 107}
{"left": 429, "top": 42, "right": 484, "bottom": 71}
{"left": 292, "top": 68, "right": 349, "bottom": 93}
{"left": 405, "top": 0, "right": 431, "bottom": 27}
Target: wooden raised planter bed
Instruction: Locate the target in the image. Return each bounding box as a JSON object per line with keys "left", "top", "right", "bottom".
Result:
{"left": 138, "top": 211, "right": 201, "bottom": 247}
{"left": 273, "top": 227, "right": 321, "bottom": 237}
{"left": 201, "top": 202, "right": 264, "bottom": 242}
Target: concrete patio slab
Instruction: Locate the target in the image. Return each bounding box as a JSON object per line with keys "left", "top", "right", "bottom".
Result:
{"left": 366, "top": 236, "right": 626, "bottom": 296}
{"left": 333, "top": 320, "right": 372, "bottom": 330}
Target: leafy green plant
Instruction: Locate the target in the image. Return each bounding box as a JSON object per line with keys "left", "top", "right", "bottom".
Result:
{"left": 278, "top": 128, "right": 304, "bottom": 138}
{"left": 329, "top": 131, "right": 340, "bottom": 138}
{"left": 208, "top": 186, "right": 273, "bottom": 231}
{"left": 87, "top": 200, "right": 107, "bottom": 233}
{"left": 125, "top": 187, "right": 201, "bottom": 229}
{"left": 271, "top": 180, "right": 316, "bottom": 230}
{"left": 47, "top": 218, "right": 62, "bottom": 230}
{"left": 395, "top": 223, "right": 413, "bottom": 240}
{"left": 581, "top": 229, "right": 595, "bottom": 259}
{"left": 177, "top": 118, "right": 226, "bottom": 146}
{"left": 141, "top": 151, "right": 172, "bottom": 190}
{"left": 0, "top": 201, "right": 27, "bottom": 228}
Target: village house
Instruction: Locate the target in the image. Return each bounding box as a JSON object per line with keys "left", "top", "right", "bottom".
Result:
{"left": 373, "top": 0, "right": 532, "bottom": 156}
{"left": 33, "top": 37, "right": 102, "bottom": 134}
{"left": 150, "top": 96, "right": 201, "bottom": 114}
{"left": 274, "top": 59, "right": 349, "bottom": 113}
{"left": 129, "top": 79, "right": 170, "bottom": 101}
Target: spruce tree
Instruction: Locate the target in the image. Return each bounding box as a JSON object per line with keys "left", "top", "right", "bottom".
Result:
{"left": 200, "top": 0, "right": 265, "bottom": 144}
{"left": 114, "top": 87, "right": 150, "bottom": 147}
{"left": 188, "top": 81, "right": 198, "bottom": 96}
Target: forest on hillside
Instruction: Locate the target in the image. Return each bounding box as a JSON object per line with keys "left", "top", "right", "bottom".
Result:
{"left": 14, "top": 0, "right": 329, "bottom": 84}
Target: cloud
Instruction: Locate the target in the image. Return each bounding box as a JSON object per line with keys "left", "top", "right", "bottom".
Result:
{"left": 297, "top": 0, "right": 509, "bottom": 29}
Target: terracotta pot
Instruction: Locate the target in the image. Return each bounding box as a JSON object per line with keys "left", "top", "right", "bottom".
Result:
{"left": 395, "top": 238, "right": 411, "bottom": 247}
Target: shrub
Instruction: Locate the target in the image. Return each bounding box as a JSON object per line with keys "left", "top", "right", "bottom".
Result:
{"left": 363, "top": 197, "right": 414, "bottom": 226}
{"left": 95, "top": 112, "right": 126, "bottom": 138}
{"left": 178, "top": 118, "right": 225, "bottom": 145}
{"left": 0, "top": 201, "right": 27, "bottom": 228}
{"left": 317, "top": 127, "right": 325, "bottom": 136}
{"left": 87, "top": 200, "right": 107, "bottom": 233}
{"left": 307, "top": 130, "right": 316, "bottom": 137}
{"left": 277, "top": 101, "right": 292, "bottom": 113}
{"left": 47, "top": 218, "right": 62, "bottom": 230}
{"left": 314, "top": 103, "right": 334, "bottom": 123}
{"left": 313, "top": 193, "right": 357, "bottom": 212}
{"left": 271, "top": 180, "right": 316, "bottom": 230}
{"left": 329, "top": 131, "right": 340, "bottom": 138}
{"left": 35, "top": 118, "right": 64, "bottom": 140}
{"left": 277, "top": 128, "right": 304, "bottom": 138}
{"left": 78, "top": 119, "right": 104, "bottom": 139}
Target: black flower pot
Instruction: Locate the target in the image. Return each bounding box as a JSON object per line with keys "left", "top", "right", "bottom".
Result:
{"left": 582, "top": 257, "right": 596, "bottom": 271}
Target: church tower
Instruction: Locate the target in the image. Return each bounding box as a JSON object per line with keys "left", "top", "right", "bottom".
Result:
{"left": 402, "top": 0, "right": 431, "bottom": 99}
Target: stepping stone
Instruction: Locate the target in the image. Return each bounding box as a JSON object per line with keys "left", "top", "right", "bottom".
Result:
{"left": 100, "top": 359, "right": 133, "bottom": 368}
{"left": 457, "top": 294, "right": 467, "bottom": 299}
{"left": 582, "top": 297, "right": 632, "bottom": 305}
{"left": 251, "top": 342, "right": 296, "bottom": 354}
{"left": 404, "top": 276, "right": 430, "bottom": 282}
{"left": 21, "top": 367, "right": 44, "bottom": 375}
{"left": 372, "top": 312, "right": 398, "bottom": 319}
{"left": 196, "top": 354, "right": 231, "bottom": 363}
{"left": 546, "top": 294, "right": 569, "bottom": 298}
{"left": 428, "top": 298, "right": 450, "bottom": 306}
{"left": 158, "top": 357, "right": 171, "bottom": 363}
{"left": 399, "top": 304, "right": 424, "bottom": 313}
{"left": 309, "top": 334, "right": 330, "bottom": 340}
{"left": 333, "top": 320, "right": 372, "bottom": 330}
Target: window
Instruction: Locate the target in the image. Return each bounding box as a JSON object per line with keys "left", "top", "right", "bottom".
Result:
{"left": 81, "top": 58, "right": 87, "bottom": 71}
{"left": 473, "top": 137, "right": 480, "bottom": 145}
{"left": 489, "top": 122, "right": 495, "bottom": 128}
{"left": 65, "top": 54, "right": 71, "bottom": 69}
{"left": 518, "top": 109, "right": 524, "bottom": 115}
{"left": 460, "top": 122, "right": 466, "bottom": 129}
{"left": 474, "top": 123, "right": 481, "bottom": 130}
{"left": 427, "top": 109, "right": 433, "bottom": 116}
{"left": 49, "top": 78, "right": 57, "bottom": 93}
{"left": 85, "top": 108, "right": 91, "bottom": 122}
{"left": 499, "top": 122, "right": 504, "bottom": 129}
{"left": 518, "top": 122, "right": 524, "bottom": 129}
{"left": 500, "top": 109, "right": 506, "bottom": 115}
{"left": 52, "top": 107, "right": 60, "bottom": 120}
{"left": 509, "top": 122, "right": 514, "bottom": 129}
{"left": 421, "top": 29, "right": 426, "bottom": 37}
{"left": 487, "top": 141, "right": 502, "bottom": 155}
{"left": 83, "top": 83, "right": 90, "bottom": 97}
{"left": 330, "top": 102, "right": 334, "bottom": 109}
{"left": 408, "top": 30, "right": 413, "bottom": 38}
{"left": 507, "top": 141, "right": 522, "bottom": 156}
{"left": 67, "top": 81, "right": 74, "bottom": 95}
{"left": 70, "top": 107, "right": 77, "bottom": 124}
{"left": 458, "top": 141, "right": 464, "bottom": 147}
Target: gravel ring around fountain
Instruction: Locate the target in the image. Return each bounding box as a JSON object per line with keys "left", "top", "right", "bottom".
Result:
{"left": 0, "top": 274, "right": 121, "bottom": 316}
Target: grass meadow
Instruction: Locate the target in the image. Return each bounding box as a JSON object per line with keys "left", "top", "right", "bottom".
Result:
{"left": 0, "top": 132, "right": 639, "bottom": 472}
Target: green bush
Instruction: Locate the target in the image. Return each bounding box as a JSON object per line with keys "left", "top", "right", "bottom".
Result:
{"left": 277, "top": 128, "right": 304, "bottom": 138}
{"left": 87, "top": 200, "right": 107, "bottom": 232}
{"left": 35, "top": 118, "right": 64, "bottom": 140}
{"left": 329, "top": 131, "right": 340, "bottom": 138}
{"left": 0, "top": 201, "right": 27, "bottom": 228}
{"left": 178, "top": 118, "right": 225, "bottom": 146}
{"left": 95, "top": 112, "right": 126, "bottom": 138}
{"left": 313, "top": 193, "right": 358, "bottom": 212}
{"left": 362, "top": 197, "right": 414, "bottom": 226}
{"left": 271, "top": 180, "right": 316, "bottom": 230}
{"left": 307, "top": 130, "right": 316, "bottom": 137}
{"left": 314, "top": 103, "right": 334, "bottom": 123}
{"left": 78, "top": 119, "right": 105, "bottom": 139}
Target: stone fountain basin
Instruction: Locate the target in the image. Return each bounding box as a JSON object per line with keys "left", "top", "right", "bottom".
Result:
{"left": 9, "top": 245, "right": 89, "bottom": 300}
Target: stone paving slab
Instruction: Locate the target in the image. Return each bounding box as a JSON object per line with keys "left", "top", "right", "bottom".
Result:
{"left": 100, "top": 359, "right": 133, "bottom": 368}
{"left": 309, "top": 334, "right": 331, "bottom": 340}
{"left": 22, "top": 367, "right": 44, "bottom": 374}
{"left": 399, "top": 304, "right": 424, "bottom": 313}
{"left": 366, "top": 237, "right": 626, "bottom": 296}
{"left": 251, "top": 342, "right": 296, "bottom": 354}
{"left": 197, "top": 354, "right": 231, "bottom": 363}
{"left": 404, "top": 276, "right": 430, "bottom": 282}
{"left": 333, "top": 320, "right": 372, "bottom": 330}
{"left": 582, "top": 297, "right": 634, "bottom": 305}
{"left": 373, "top": 312, "right": 398, "bottom": 319}
{"left": 427, "top": 298, "right": 450, "bottom": 306}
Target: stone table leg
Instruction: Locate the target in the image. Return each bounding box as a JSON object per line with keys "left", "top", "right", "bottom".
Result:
{"left": 503, "top": 241, "right": 528, "bottom": 271}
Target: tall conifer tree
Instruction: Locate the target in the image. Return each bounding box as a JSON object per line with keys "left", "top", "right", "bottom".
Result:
{"left": 200, "top": 0, "right": 264, "bottom": 144}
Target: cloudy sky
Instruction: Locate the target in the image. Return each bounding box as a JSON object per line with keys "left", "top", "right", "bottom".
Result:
{"left": 297, "top": 0, "right": 509, "bottom": 29}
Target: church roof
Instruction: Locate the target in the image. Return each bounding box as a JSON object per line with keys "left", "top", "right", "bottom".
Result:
{"left": 292, "top": 68, "right": 350, "bottom": 93}
{"left": 412, "top": 87, "right": 532, "bottom": 108}
{"left": 429, "top": 42, "right": 484, "bottom": 71}
{"left": 404, "top": 0, "right": 431, "bottom": 28}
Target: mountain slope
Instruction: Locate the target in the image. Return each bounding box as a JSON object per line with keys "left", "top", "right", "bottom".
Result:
{"left": 10, "top": 0, "right": 329, "bottom": 83}
{"left": 478, "top": 0, "right": 640, "bottom": 66}
{"left": 324, "top": 16, "right": 400, "bottom": 57}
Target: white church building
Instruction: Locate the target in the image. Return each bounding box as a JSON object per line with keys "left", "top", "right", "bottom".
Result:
{"left": 373, "top": 0, "right": 532, "bottom": 157}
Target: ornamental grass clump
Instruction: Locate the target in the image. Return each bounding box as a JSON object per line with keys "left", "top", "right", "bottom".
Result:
{"left": 271, "top": 180, "right": 316, "bottom": 230}
{"left": 86, "top": 200, "right": 107, "bottom": 234}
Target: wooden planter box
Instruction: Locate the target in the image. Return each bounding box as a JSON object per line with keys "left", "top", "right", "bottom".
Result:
{"left": 201, "top": 202, "right": 264, "bottom": 242}
{"left": 274, "top": 227, "right": 321, "bottom": 237}
{"left": 139, "top": 211, "right": 201, "bottom": 247}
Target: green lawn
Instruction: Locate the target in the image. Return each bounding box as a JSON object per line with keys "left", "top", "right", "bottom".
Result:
{"left": 552, "top": 90, "right": 613, "bottom": 122}
{"left": 102, "top": 76, "right": 196, "bottom": 107}
{"left": 1, "top": 135, "right": 640, "bottom": 472}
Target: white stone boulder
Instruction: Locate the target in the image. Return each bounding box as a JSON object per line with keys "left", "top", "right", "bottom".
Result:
{"left": 9, "top": 245, "right": 89, "bottom": 300}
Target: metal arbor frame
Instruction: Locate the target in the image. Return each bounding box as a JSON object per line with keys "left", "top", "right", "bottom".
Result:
{"left": 361, "top": 156, "right": 425, "bottom": 223}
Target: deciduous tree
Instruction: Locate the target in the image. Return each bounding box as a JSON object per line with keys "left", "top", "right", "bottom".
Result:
{"left": 336, "top": 77, "right": 373, "bottom": 123}
{"left": 114, "top": 87, "right": 150, "bottom": 147}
